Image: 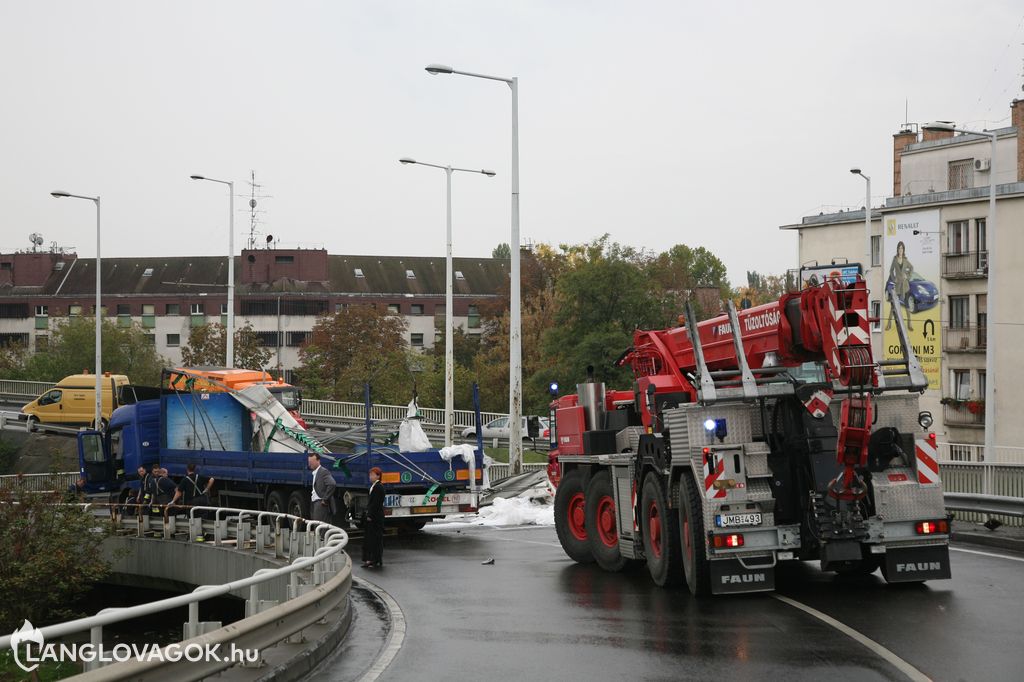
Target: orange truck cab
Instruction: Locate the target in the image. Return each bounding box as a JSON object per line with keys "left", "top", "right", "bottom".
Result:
{"left": 167, "top": 367, "right": 305, "bottom": 426}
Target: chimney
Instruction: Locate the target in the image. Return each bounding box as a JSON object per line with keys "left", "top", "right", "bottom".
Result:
{"left": 893, "top": 129, "right": 917, "bottom": 196}
{"left": 1012, "top": 99, "right": 1024, "bottom": 182}
{"left": 921, "top": 127, "right": 954, "bottom": 143}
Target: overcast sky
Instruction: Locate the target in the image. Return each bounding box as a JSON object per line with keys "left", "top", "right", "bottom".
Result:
{"left": 2, "top": 1, "right": 1022, "bottom": 286}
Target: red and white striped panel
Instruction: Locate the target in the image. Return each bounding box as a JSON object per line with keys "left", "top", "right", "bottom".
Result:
{"left": 915, "top": 439, "right": 941, "bottom": 486}
{"left": 803, "top": 388, "right": 833, "bottom": 419}
{"left": 703, "top": 453, "right": 727, "bottom": 499}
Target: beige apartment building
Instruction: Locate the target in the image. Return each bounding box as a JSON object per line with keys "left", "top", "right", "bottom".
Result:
{"left": 781, "top": 99, "right": 1024, "bottom": 449}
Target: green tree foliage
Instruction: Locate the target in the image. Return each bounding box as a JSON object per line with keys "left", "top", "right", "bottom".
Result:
{"left": 180, "top": 322, "right": 272, "bottom": 371}
{"left": 298, "top": 305, "right": 412, "bottom": 403}
{"left": 14, "top": 317, "right": 165, "bottom": 385}
{"left": 647, "top": 243, "right": 731, "bottom": 321}
{"left": 740, "top": 270, "right": 797, "bottom": 306}
{"left": 0, "top": 488, "right": 113, "bottom": 631}
{"left": 491, "top": 243, "right": 511, "bottom": 259}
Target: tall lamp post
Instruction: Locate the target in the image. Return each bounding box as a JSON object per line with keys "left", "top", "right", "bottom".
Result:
{"left": 425, "top": 63, "right": 525, "bottom": 473}
{"left": 190, "top": 175, "right": 235, "bottom": 368}
{"left": 923, "top": 122, "right": 998, "bottom": 460}
{"left": 399, "top": 157, "right": 496, "bottom": 447}
{"left": 51, "top": 191, "right": 102, "bottom": 429}
{"left": 849, "top": 168, "right": 872, "bottom": 278}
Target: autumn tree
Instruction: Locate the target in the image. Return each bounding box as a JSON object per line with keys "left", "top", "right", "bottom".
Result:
{"left": 180, "top": 322, "right": 272, "bottom": 370}
{"left": 298, "top": 305, "right": 412, "bottom": 403}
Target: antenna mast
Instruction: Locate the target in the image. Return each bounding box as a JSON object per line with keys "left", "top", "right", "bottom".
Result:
{"left": 245, "top": 171, "right": 272, "bottom": 250}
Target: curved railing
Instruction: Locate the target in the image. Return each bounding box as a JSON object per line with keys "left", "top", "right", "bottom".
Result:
{"left": 0, "top": 504, "right": 352, "bottom": 679}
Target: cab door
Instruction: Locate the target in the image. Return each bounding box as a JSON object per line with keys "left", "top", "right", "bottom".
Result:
{"left": 34, "top": 389, "right": 65, "bottom": 423}
{"left": 77, "top": 430, "right": 115, "bottom": 492}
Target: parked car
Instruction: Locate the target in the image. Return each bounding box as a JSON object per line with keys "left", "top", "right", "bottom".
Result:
{"left": 887, "top": 271, "right": 939, "bottom": 313}
{"left": 461, "top": 416, "right": 550, "bottom": 441}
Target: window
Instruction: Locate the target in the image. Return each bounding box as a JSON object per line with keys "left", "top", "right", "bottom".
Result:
{"left": 870, "top": 300, "right": 881, "bottom": 332}
{"left": 468, "top": 304, "right": 481, "bottom": 329}
{"left": 951, "top": 369, "right": 971, "bottom": 400}
{"left": 166, "top": 333, "right": 180, "bottom": 347}
{"left": 947, "top": 221, "right": 969, "bottom": 254}
{"left": 455, "top": 270, "right": 465, "bottom": 280}
{"left": 335, "top": 302, "right": 347, "bottom": 313}
{"left": 142, "top": 304, "right": 156, "bottom": 327}
{"left": 286, "top": 331, "right": 309, "bottom": 347}
{"left": 406, "top": 269, "right": 415, "bottom": 279}
{"left": 69, "top": 304, "right": 82, "bottom": 317}
{"left": 434, "top": 305, "right": 446, "bottom": 329}
{"left": 0, "top": 262, "right": 11, "bottom": 270}
{"left": 255, "top": 331, "right": 280, "bottom": 347}
{"left": 411, "top": 333, "right": 424, "bottom": 347}
{"left": 976, "top": 294, "right": 987, "bottom": 346}
{"left": 240, "top": 299, "right": 328, "bottom": 316}
{"left": 93, "top": 305, "right": 107, "bottom": 316}
{"left": 35, "top": 305, "right": 48, "bottom": 317}
{"left": 949, "top": 296, "right": 969, "bottom": 328}
{"left": 411, "top": 304, "right": 424, "bottom": 315}
{"left": 0, "top": 304, "right": 30, "bottom": 319}
{"left": 220, "top": 303, "right": 229, "bottom": 315}
{"left": 0, "top": 333, "right": 30, "bottom": 347}
{"left": 978, "top": 371, "right": 986, "bottom": 400}
{"left": 117, "top": 304, "right": 131, "bottom": 315}
{"left": 35, "top": 335, "right": 48, "bottom": 352}
{"left": 142, "top": 304, "right": 155, "bottom": 315}
{"left": 354, "top": 268, "right": 364, "bottom": 278}
{"left": 976, "top": 218, "right": 988, "bottom": 269}
{"left": 870, "top": 236, "right": 881, "bottom": 267}
{"left": 54, "top": 261, "right": 65, "bottom": 271}
{"left": 166, "top": 303, "right": 180, "bottom": 315}
{"left": 39, "top": 389, "right": 62, "bottom": 406}
{"left": 948, "top": 159, "right": 973, "bottom": 190}
{"left": 142, "top": 267, "right": 153, "bottom": 277}
{"left": 387, "top": 304, "right": 401, "bottom": 315}
{"left": 275, "top": 255, "right": 294, "bottom": 264}
{"left": 144, "top": 334, "right": 156, "bottom": 345}
{"left": 190, "top": 303, "right": 204, "bottom": 315}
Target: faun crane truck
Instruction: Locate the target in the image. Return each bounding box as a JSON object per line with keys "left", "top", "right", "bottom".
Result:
{"left": 550, "top": 277, "right": 951, "bottom": 595}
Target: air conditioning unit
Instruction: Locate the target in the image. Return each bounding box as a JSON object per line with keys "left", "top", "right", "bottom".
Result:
{"left": 974, "top": 158, "right": 991, "bottom": 172}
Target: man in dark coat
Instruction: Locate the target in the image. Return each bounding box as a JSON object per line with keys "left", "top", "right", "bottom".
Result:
{"left": 362, "top": 466, "right": 385, "bottom": 568}
{"left": 308, "top": 453, "right": 337, "bottom": 523}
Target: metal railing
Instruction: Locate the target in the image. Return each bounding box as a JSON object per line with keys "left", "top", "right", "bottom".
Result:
{"left": 942, "top": 250, "right": 988, "bottom": 278}
{"left": 0, "top": 471, "right": 79, "bottom": 493}
{"left": 0, "top": 378, "right": 54, "bottom": 401}
{"left": 0, "top": 504, "right": 350, "bottom": 677}
{"left": 943, "top": 401, "right": 985, "bottom": 427}
{"left": 302, "top": 397, "right": 507, "bottom": 432}
{"left": 938, "top": 442, "right": 1024, "bottom": 464}
{"left": 942, "top": 325, "right": 986, "bottom": 352}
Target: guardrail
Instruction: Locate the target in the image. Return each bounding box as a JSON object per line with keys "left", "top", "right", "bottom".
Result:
{"left": 938, "top": 441, "right": 1024, "bottom": 464}
{"left": 0, "top": 504, "right": 351, "bottom": 678}
{"left": 943, "top": 493, "right": 1024, "bottom": 517}
{"left": 0, "top": 471, "right": 79, "bottom": 493}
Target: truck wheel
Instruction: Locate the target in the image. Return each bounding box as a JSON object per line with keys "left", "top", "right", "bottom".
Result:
{"left": 266, "top": 490, "right": 287, "bottom": 515}
{"left": 679, "top": 474, "right": 711, "bottom": 596}
{"left": 585, "top": 470, "right": 629, "bottom": 572}
{"left": 641, "top": 473, "right": 683, "bottom": 587}
{"left": 835, "top": 558, "right": 879, "bottom": 577}
{"left": 287, "top": 490, "right": 310, "bottom": 520}
{"left": 554, "top": 469, "right": 594, "bottom": 564}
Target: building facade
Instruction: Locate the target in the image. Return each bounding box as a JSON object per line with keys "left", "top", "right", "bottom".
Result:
{"left": 0, "top": 247, "right": 509, "bottom": 381}
{"left": 782, "top": 99, "right": 1024, "bottom": 449}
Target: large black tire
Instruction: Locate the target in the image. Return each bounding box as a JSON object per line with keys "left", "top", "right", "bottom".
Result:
{"left": 585, "top": 470, "right": 629, "bottom": 572}
{"left": 287, "top": 490, "right": 310, "bottom": 520}
{"left": 266, "top": 490, "right": 287, "bottom": 515}
{"left": 554, "top": 469, "right": 594, "bottom": 564}
{"left": 679, "top": 474, "right": 711, "bottom": 596}
{"left": 641, "top": 473, "right": 683, "bottom": 587}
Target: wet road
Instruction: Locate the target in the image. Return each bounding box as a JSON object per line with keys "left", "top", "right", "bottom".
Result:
{"left": 316, "top": 524, "right": 1024, "bottom": 681}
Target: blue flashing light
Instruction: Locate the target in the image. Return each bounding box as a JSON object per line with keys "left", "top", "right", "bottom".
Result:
{"left": 704, "top": 418, "right": 716, "bottom": 431}
{"left": 549, "top": 382, "right": 559, "bottom": 396}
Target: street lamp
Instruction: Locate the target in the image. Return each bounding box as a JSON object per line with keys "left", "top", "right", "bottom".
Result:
{"left": 51, "top": 191, "right": 103, "bottom": 430}
{"left": 190, "top": 175, "right": 235, "bottom": 368}
{"left": 922, "top": 121, "right": 998, "bottom": 460}
{"left": 400, "top": 157, "right": 496, "bottom": 447}
{"left": 849, "top": 168, "right": 872, "bottom": 277}
{"left": 426, "top": 63, "right": 525, "bottom": 473}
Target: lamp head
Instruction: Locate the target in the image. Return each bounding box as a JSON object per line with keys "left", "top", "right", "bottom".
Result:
{"left": 399, "top": 158, "right": 416, "bottom": 165}
{"left": 849, "top": 168, "right": 861, "bottom": 175}
{"left": 189, "top": 175, "right": 205, "bottom": 180}
{"left": 425, "top": 63, "right": 453, "bottom": 75}
{"left": 482, "top": 169, "right": 496, "bottom": 177}
{"left": 50, "top": 191, "right": 70, "bottom": 198}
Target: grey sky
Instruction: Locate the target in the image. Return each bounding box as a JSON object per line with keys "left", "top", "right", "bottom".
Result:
{"left": 2, "top": 1, "right": 1022, "bottom": 286}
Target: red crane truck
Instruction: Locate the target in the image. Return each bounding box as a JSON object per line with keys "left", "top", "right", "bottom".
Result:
{"left": 549, "top": 276, "right": 951, "bottom": 595}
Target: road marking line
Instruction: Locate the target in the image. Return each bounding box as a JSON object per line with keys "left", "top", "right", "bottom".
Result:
{"left": 354, "top": 577, "right": 406, "bottom": 682}
{"left": 951, "top": 546, "right": 1024, "bottom": 563}
{"left": 771, "top": 594, "right": 930, "bottom": 682}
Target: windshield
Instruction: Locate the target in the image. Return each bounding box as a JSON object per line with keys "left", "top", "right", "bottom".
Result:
{"left": 269, "top": 386, "right": 300, "bottom": 410}
{"left": 789, "top": 361, "right": 827, "bottom": 384}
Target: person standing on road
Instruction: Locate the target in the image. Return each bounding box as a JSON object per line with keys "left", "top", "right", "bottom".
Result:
{"left": 308, "top": 453, "right": 336, "bottom": 523}
{"left": 362, "top": 467, "right": 385, "bottom": 568}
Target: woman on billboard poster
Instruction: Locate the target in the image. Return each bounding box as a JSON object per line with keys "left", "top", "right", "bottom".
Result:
{"left": 886, "top": 240, "right": 914, "bottom": 331}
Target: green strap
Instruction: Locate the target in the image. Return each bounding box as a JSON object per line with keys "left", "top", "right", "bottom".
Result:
{"left": 263, "top": 418, "right": 281, "bottom": 453}
{"left": 332, "top": 458, "right": 351, "bottom": 477}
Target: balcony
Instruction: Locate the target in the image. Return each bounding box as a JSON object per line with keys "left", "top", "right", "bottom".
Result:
{"left": 943, "top": 400, "right": 985, "bottom": 427}
{"left": 942, "top": 250, "right": 988, "bottom": 279}
{"left": 942, "top": 325, "right": 986, "bottom": 352}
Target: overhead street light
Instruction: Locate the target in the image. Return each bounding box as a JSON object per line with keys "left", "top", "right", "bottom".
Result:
{"left": 922, "top": 121, "right": 998, "bottom": 460}
{"left": 51, "top": 190, "right": 103, "bottom": 430}
{"left": 400, "top": 157, "right": 496, "bottom": 447}
{"left": 426, "top": 62, "right": 525, "bottom": 474}
{"left": 190, "top": 174, "right": 235, "bottom": 368}
{"left": 849, "top": 168, "right": 872, "bottom": 277}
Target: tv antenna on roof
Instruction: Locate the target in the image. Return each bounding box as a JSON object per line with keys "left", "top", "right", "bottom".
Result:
{"left": 245, "top": 171, "right": 273, "bottom": 250}
{"left": 28, "top": 233, "right": 44, "bottom": 252}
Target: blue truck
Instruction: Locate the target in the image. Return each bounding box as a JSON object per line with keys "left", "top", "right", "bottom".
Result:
{"left": 76, "top": 388, "right": 484, "bottom": 529}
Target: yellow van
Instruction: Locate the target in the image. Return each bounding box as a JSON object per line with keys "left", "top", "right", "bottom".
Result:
{"left": 22, "top": 373, "right": 130, "bottom": 427}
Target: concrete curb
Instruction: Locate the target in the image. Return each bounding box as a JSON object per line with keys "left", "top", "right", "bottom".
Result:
{"left": 951, "top": 530, "right": 1024, "bottom": 553}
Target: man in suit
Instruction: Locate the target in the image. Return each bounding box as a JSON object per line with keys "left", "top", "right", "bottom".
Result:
{"left": 308, "top": 453, "right": 336, "bottom": 523}
{"left": 361, "top": 466, "right": 385, "bottom": 568}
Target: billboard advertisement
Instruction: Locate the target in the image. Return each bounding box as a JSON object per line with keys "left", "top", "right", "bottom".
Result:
{"left": 799, "top": 263, "right": 862, "bottom": 288}
{"left": 883, "top": 210, "right": 941, "bottom": 390}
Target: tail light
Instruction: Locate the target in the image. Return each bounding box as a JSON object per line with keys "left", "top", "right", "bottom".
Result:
{"left": 459, "top": 504, "right": 477, "bottom": 512}
{"left": 712, "top": 533, "right": 744, "bottom": 548}
{"left": 915, "top": 519, "right": 949, "bottom": 535}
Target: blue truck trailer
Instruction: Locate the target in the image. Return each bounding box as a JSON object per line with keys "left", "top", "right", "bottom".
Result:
{"left": 76, "top": 388, "right": 484, "bottom": 528}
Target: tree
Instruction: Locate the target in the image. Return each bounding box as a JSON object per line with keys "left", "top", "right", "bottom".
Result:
{"left": 491, "top": 243, "right": 511, "bottom": 259}
{"left": 298, "top": 305, "right": 411, "bottom": 402}
{"left": 180, "top": 322, "right": 272, "bottom": 371}
{"left": 741, "top": 270, "right": 796, "bottom": 306}
{"left": 0, "top": 488, "right": 113, "bottom": 631}
{"left": 646, "top": 244, "right": 731, "bottom": 322}
{"left": 19, "top": 317, "right": 166, "bottom": 386}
